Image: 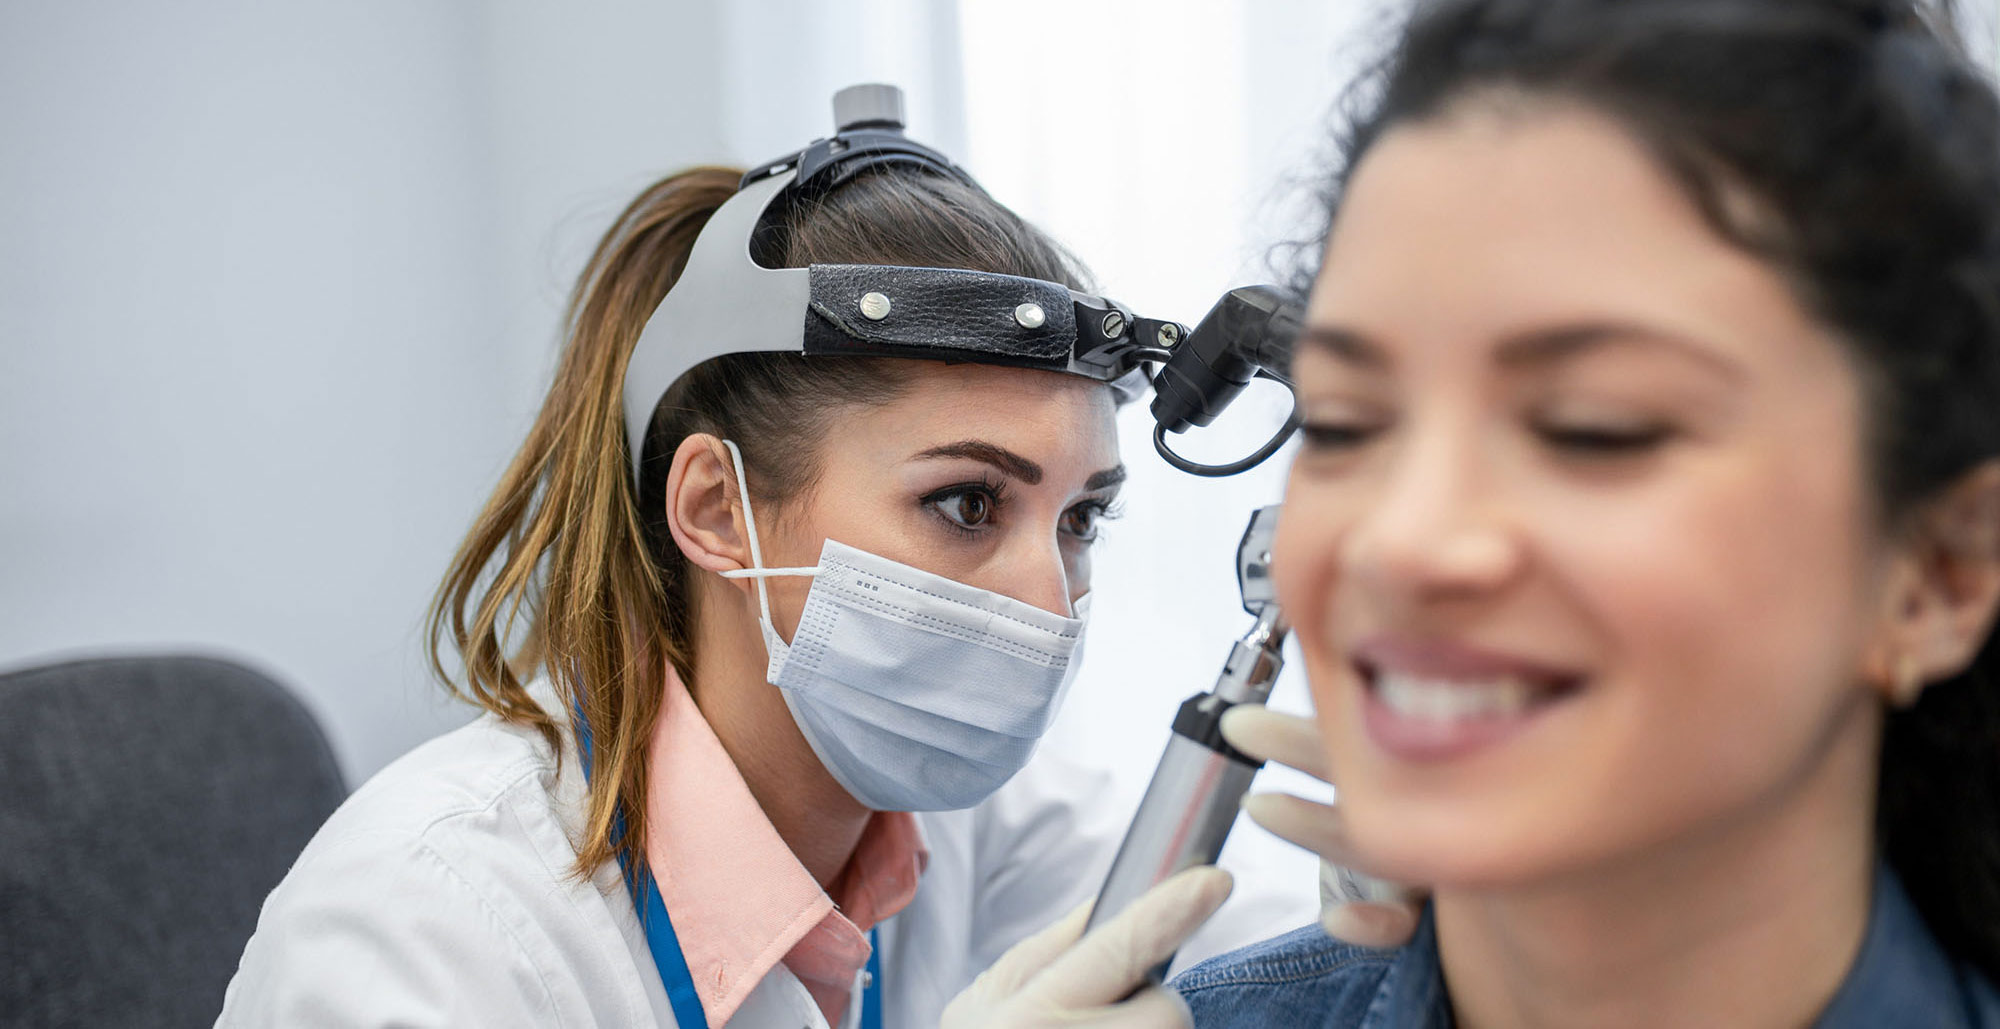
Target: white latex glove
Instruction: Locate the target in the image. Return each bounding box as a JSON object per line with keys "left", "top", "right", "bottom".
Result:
{"left": 1219, "top": 704, "right": 1427, "bottom": 948}
{"left": 942, "top": 866, "right": 1233, "bottom": 1029}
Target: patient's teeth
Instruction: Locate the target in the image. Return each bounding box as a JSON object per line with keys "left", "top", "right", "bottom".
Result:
{"left": 1376, "top": 672, "right": 1534, "bottom": 721}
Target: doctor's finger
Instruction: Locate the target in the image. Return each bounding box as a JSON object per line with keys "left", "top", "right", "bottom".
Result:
{"left": 980, "top": 899, "right": 1093, "bottom": 994}
{"left": 1322, "top": 900, "right": 1424, "bottom": 950}
{"left": 1219, "top": 706, "right": 1330, "bottom": 781}
{"left": 1077, "top": 985, "right": 1194, "bottom": 1029}
{"left": 1032, "top": 867, "right": 1233, "bottom": 1008}
{"left": 1240, "top": 791, "right": 1359, "bottom": 865}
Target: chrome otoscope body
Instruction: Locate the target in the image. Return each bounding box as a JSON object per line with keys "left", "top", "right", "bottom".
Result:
{"left": 1083, "top": 505, "right": 1289, "bottom": 984}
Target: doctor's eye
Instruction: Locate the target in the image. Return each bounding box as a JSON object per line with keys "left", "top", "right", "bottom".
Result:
{"left": 1061, "top": 498, "right": 1122, "bottom": 543}
{"left": 923, "top": 480, "right": 1007, "bottom": 535}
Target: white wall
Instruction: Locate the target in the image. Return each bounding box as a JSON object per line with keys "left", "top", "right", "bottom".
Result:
{"left": 0, "top": 1, "right": 742, "bottom": 780}
{"left": 3, "top": 1, "right": 498, "bottom": 780}
{"left": 0, "top": 0, "right": 993, "bottom": 785}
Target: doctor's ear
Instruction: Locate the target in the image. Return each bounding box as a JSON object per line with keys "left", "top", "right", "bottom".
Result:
{"left": 664, "top": 434, "right": 755, "bottom": 576}
{"left": 1866, "top": 460, "right": 2000, "bottom": 707}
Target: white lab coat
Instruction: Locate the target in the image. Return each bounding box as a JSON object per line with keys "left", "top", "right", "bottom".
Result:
{"left": 216, "top": 682, "right": 1310, "bottom": 1027}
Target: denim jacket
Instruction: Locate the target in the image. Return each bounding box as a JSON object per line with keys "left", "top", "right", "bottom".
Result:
{"left": 1172, "top": 864, "right": 2000, "bottom": 1028}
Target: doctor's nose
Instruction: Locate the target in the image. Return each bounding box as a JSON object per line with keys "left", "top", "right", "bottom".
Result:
{"left": 986, "top": 530, "right": 1078, "bottom": 618}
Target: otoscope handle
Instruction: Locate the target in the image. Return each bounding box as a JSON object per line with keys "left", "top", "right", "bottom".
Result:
{"left": 1082, "top": 606, "right": 1288, "bottom": 985}
{"left": 1083, "top": 698, "right": 1261, "bottom": 946}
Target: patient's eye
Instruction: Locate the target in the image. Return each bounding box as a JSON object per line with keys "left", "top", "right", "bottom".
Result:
{"left": 1531, "top": 418, "right": 1674, "bottom": 457}
{"left": 1299, "top": 421, "right": 1383, "bottom": 452}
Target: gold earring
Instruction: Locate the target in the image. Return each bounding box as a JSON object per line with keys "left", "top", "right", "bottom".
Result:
{"left": 1892, "top": 652, "right": 1927, "bottom": 708}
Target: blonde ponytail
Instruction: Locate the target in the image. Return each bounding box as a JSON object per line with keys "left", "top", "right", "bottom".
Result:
{"left": 428, "top": 168, "right": 740, "bottom": 875}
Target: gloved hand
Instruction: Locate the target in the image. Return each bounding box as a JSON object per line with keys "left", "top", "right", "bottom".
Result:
{"left": 1219, "top": 704, "right": 1426, "bottom": 948}
{"left": 942, "top": 866, "right": 1233, "bottom": 1028}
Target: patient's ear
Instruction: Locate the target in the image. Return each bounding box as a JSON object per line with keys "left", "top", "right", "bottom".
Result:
{"left": 1864, "top": 460, "right": 2000, "bottom": 707}
{"left": 664, "top": 434, "right": 753, "bottom": 577}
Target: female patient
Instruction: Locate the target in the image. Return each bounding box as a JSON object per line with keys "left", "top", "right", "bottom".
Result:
{"left": 1181, "top": 0, "right": 2000, "bottom": 1025}
{"left": 218, "top": 112, "right": 1231, "bottom": 1026}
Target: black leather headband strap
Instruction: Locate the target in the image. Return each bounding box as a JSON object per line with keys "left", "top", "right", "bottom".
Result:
{"left": 803, "top": 264, "right": 1079, "bottom": 369}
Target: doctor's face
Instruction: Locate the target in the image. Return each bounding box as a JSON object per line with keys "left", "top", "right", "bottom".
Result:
{"left": 754, "top": 362, "right": 1122, "bottom": 633}
{"left": 1275, "top": 100, "right": 1892, "bottom": 888}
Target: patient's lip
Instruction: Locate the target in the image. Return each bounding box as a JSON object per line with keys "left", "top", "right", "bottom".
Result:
{"left": 1350, "top": 634, "right": 1585, "bottom": 763}
{"left": 1351, "top": 634, "right": 1581, "bottom": 684}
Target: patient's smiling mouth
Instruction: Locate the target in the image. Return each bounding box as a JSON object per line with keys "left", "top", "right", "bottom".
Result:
{"left": 1352, "top": 635, "right": 1586, "bottom": 762}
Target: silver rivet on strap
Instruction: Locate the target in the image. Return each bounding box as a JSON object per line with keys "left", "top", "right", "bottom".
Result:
{"left": 1014, "top": 302, "right": 1046, "bottom": 329}
{"left": 1101, "top": 311, "right": 1126, "bottom": 339}
{"left": 859, "top": 292, "right": 892, "bottom": 321}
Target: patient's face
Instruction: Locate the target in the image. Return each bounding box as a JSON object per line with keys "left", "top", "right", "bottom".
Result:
{"left": 1275, "top": 99, "right": 1888, "bottom": 887}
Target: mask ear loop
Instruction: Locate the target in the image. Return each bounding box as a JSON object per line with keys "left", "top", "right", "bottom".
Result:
{"left": 715, "top": 440, "right": 820, "bottom": 632}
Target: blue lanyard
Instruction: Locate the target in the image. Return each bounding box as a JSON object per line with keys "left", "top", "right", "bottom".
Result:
{"left": 575, "top": 707, "right": 884, "bottom": 1029}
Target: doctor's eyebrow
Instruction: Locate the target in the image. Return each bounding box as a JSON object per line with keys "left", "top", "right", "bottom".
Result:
{"left": 913, "top": 441, "right": 1045, "bottom": 483}
{"left": 911, "top": 441, "right": 1126, "bottom": 493}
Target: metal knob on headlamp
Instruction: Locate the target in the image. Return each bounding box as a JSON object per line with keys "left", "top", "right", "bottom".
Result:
{"left": 1146, "top": 285, "right": 1304, "bottom": 477}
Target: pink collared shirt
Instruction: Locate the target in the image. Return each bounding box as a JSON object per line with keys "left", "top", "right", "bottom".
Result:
{"left": 645, "top": 671, "right": 928, "bottom": 1026}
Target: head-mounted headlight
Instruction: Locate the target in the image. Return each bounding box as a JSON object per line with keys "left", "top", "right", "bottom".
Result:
{"left": 621, "top": 84, "right": 1191, "bottom": 478}
{"left": 624, "top": 83, "right": 1307, "bottom": 480}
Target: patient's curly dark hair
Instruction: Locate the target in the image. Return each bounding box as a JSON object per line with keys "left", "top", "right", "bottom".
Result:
{"left": 1317, "top": 0, "right": 2000, "bottom": 978}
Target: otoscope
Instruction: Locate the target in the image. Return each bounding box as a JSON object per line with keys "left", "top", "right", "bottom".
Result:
{"left": 1073, "top": 285, "right": 1313, "bottom": 982}
{"left": 1081, "top": 505, "right": 1288, "bottom": 983}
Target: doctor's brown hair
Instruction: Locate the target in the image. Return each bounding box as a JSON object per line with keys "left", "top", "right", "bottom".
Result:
{"left": 1331, "top": 0, "right": 2000, "bottom": 979}
{"left": 427, "top": 165, "right": 1085, "bottom": 878}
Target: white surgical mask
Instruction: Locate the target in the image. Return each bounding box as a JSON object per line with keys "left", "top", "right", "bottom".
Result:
{"left": 717, "top": 440, "right": 1088, "bottom": 811}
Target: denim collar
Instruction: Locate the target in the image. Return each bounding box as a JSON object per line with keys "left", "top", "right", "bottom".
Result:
{"left": 1815, "top": 863, "right": 1988, "bottom": 1027}
{"left": 1357, "top": 863, "right": 1990, "bottom": 1028}
{"left": 1358, "top": 907, "right": 1451, "bottom": 1029}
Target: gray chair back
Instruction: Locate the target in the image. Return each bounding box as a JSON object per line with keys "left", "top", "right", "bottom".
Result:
{"left": 0, "top": 654, "right": 346, "bottom": 1028}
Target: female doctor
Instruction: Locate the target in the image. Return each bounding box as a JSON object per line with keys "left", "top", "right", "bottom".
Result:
{"left": 216, "top": 91, "right": 1235, "bottom": 1028}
